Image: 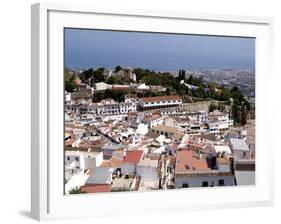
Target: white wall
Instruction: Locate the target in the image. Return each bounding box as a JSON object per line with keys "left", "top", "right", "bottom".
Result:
{"left": 139, "top": 99, "right": 182, "bottom": 108}
{"left": 136, "top": 165, "right": 159, "bottom": 181}
{"left": 95, "top": 152, "right": 104, "bottom": 167}
{"left": 83, "top": 156, "right": 94, "bottom": 170}
{"left": 175, "top": 175, "right": 235, "bottom": 188}
{"left": 0, "top": 0, "right": 280, "bottom": 224}
{"left": 121, "top": 163, "right": 136, "bottom": 175}
{"left": 217, "top": 163, "right": 231, "bottom": 172}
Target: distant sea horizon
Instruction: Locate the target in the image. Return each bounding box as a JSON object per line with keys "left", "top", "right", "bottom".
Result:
{"left": 65, "top": 29, "right": 255, "bottom": 73}
{"left": 65, "top": 63, "right": 254, "bottom": 73}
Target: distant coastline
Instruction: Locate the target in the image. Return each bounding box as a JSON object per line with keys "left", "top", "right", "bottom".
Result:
{"left": 66, "top": 66, "right": 255, "bottom": 74}
{"left": 65, "top": 29, "right": 255, "bottom": 72}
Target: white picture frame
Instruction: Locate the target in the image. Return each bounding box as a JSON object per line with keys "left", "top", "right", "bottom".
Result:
{"left": 31, "top": 2, "right": 274, "bottom": 221}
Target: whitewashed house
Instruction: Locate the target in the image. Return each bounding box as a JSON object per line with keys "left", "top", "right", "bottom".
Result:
{"left": 150, "top": 125, "right": 178, "bottom": 138}
{"left": 175, "top": 150, "right": 235, "bottom": 188}
{"left": 94, "top": 82, "right": 111, "bottom": 91}
{"left": 206, "top": 110, "right": 234, "bottom": 136}
{"left": 229, "top": 138, "right": 250, "bottom": 160}
{"left": 65, "top": 150, "right": 103, "bottom": 171}
{"left": 120, "top": 150, "right": 143, "bottom": 176}
{"left": 135, "top": 123, "right": 149, "bottom": 136}
{"left": 213, "top": 144, "right": 232, "bottom": 157}
{"left": 143, "top": 114, "right": 163, "bottom": 128}
{"left": 86, "top": 167, "right": 114, "bottom": 185}
{"left": 136, "top": 159, "right": 159, "bottom": 191}
{"left": 139, "top": 95, "right": 182, "bottom": 110}
{"left": 136, "top": 159, "right": 159, "bottom": 180}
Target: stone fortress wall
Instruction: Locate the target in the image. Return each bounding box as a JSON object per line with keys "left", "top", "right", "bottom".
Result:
{"left": 179, "top": 100, "right": 231, "bottom": 112}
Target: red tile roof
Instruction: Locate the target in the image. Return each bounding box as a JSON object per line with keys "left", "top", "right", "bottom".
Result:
{"left": 143, "top": 114, "right": 161, "bottom": 122}
{"left": 81, "top": 184, "right": 110, "bottom": 193}
{"left": 217, "top": 157, "right": 230, "bottom": 164}
{"left": 111, "top": 158, "right": 123, "bottom": 167}
{"left": 123, "top": 150, "right": 143, "bottom": 164}
{"left": 100, "top": 158, "right": 123, "bottom": 168}
{"left": 99, "top": 160, "right": 111, "bottom": 167}
{"left": 111, "top": 86, "right": 130, "bottom": 90}
{"left": 176, "top": 150, "right": 210, "bottom": 173}
{"left": 64, "top": 139, "right": 76, "bottom": 147}
{"left": 141, "top": 95, "right": 182, "bottom": 103}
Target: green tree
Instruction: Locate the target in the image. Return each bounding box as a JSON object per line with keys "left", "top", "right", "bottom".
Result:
{"left": 193, "top": 86, "right": 205, "bottom": 98}
{"left": 103, "top": 89, "right": 127, "bottom": 102}
{"left": 187, "top": 75, "right": 193, "bottom": 84}
{"left": 166, "top": 87, "right": 171, "bottom": 96}
{"left": 106, "top": 76, "right": 123, "bottom": 85}
{"left": 133, "top": 68, "right": 145, "bottom": 82}
{"left": 93, "top": 92, "right": 104, "bottom": 102}
{"left": 144, "top": 90, "right": 157, "bottom": 97}
{"left": 114, "top": 65, "right": 122, "bottom": 73}
{"left": 241, "top": 104, "right": 248, "bottom": 126}
{"left": 231, "top": 102, "right": 242, "bottom": 126}
{"left": 92, "top": 70, "right": 105, "bottom": 83}
{"left": 219, "top": 88, "right": 231, "bottom": 101}
{"left": 65, "top": 79, "right": 75, "bottom": 92}
{"left": 79, "top": 68, "right": 105, "bottom": 83}
{"left": 65, "top": 71, "right": 76, "bottom": 92}
{"left": 80, "top": 68, "right": 94, "bottom": 83}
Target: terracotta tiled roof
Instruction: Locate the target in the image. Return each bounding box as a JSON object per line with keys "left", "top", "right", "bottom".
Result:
{"left": 123, "top": 150, "right": 143, "bottom": 164}
{"left": 99, "top": 160, "right": 111, "bottom": 167}
{"left": 176, "top": 150, "right": 210, "bottom": 173}
{"left": 143, "top": 114, "right": 161, "bottom": 122}
{"left": 217, "top": 157, "right": 230, "bottom": 164}
{"left": 152, "top": 124, "right": 177, "bottom": 133}
{"left": 141, "top": 95, "right": 181, "bottom": 103}
{"left": 100, "top": 158, "right": 123, "bottom": 168}
{"left": 111, "top": 158, "right": 123, "bottom": 167}
{"left": 64, "top": 139, "right": 76, "bottom": 147}
{"left": 65, "top": 131, "right": 74, "bottom": 137}
{"left": 81, "top": 184, "right": 110, "bottom": 193}
{"left": 111, "top": 86, "right": 130, "bottom": 90}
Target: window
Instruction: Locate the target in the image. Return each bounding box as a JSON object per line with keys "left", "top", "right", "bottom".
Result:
{"left": 182, "top": 183, "right": 189, "bottom": 188}
{"left": 218, "top": 179, "right": 225, "bottom": 186}
{"left": 75, "top": 157, "right": 79, "bottom": 162}
{"left": 67, "top": 157, "right": 70, "bottom": 161}
{"left": 243, "top": 151, "right": 247, "bottom": 158}
{"left": 202, "top": 181, "right": 208, "bottom": 187}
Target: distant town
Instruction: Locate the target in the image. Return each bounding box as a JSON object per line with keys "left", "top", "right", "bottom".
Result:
{"left": 64, "top": 65, "right": 255, "bottom": 194}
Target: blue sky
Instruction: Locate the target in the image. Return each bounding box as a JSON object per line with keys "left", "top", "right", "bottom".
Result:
{"left": 64, "top": 28, "right": 255, "bottom": 71}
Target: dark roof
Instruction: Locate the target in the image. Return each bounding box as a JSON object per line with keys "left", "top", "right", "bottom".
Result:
{"left": 235, "top": 160, "right": 255, "bottom": 171}
{"left": 197, "top": 134, "right": 220, "bottom": 142}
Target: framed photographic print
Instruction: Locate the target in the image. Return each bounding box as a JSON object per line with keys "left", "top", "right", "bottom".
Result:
{"left": 31, "top": 2, "right": 274, "bottom": 221}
